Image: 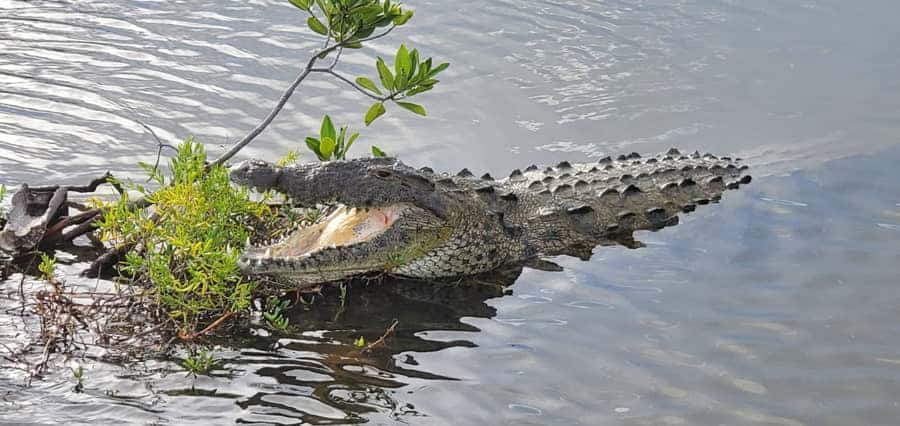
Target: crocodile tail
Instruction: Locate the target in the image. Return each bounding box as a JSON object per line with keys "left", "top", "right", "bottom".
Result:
{"left": 516, "top": 150, "right": 751, "bottom": 252}
{"left": 586, "top": 151, "right": 749, "bottom": 241}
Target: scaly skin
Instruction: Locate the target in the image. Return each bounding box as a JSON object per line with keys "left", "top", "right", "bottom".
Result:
{"left": 229, "top": 148, "right": 750, "bottom": 288}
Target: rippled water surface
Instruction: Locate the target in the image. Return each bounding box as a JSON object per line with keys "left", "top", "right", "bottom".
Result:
{"left": 1, "top": 0, "right": 899, "bottom": 424}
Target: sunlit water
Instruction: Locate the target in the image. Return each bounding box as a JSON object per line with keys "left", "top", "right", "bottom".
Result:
{"left": 1, "top": 0, "right": 899, "bottom": 424}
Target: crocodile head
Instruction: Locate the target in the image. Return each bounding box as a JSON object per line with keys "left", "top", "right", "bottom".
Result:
{"left": 230, "top": 158, "right": 452, "bottom": 286}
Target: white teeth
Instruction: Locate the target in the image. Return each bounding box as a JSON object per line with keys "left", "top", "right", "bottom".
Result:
{"left": 265, "top": 248, "right": 272, "bottom": 257}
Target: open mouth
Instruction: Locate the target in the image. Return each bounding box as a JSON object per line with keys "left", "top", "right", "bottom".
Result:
{"left": 239, "top": 203, "right": 410, "bottom": 272}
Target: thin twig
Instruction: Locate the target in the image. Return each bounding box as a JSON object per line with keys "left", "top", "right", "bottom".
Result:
{"left": 358, "top": 25, "right": 396, "bottom": 43}
{"left": 136, "top": 121, "right": 178, "bottom": 183}
{"left": 177, "top": 311, "right": 235, "bottom": 341}
{"left": 18, "top": 252, "right": 38, "bottom": 316}
{"left": 362, "top": 319, "right": 398, "bottom": 354}
{"left": 310, "top": 68, "right": 385, "bottom": 100}
{"left": 328, "top": 45, "right": 344, "bottom": 70}
{"left": 29, "top": 172, "right": 117, "bottom": 194}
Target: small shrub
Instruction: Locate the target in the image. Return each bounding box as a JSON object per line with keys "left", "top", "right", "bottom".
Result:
{"left": 182, "top": 348, "right": 218, "bottom": 376}
{"left": 263, "top": 296, "right": 291, "bottom": 332}
{"left": 96, "top": 139, "right": 274, "bottom": 336}
{"left": 304, "top": 115, "right": 360, "bottom": 161}
{"left": 71, "top": 363, "right": 84, "bottom": 393}
{"left": 38, "top": 253, "right": 57, "bottom": 283}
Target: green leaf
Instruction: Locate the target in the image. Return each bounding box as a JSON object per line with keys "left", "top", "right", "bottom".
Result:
{"left": 393, "top": 9, "right": 413, "bottom": 25}
{"left": 408, "top": 48, "right": 419, "bottom": 82}
{"left": 319, "top": 136, "right": 336, "bottom": 159}
{"left": 345, "top": 132, "right": 360, "bottom": 153}
{"left": 355, "top": 76, "right": 382, "bottom": 95}
{"left": 428, "top": 62, "right": 450, "bottom": 78}
{"left": 429, "top": 62, "right": 449, "bottom": 77}
{"left": 354, "top": 336, "right": 365, "bottom": 347}
{"left": 337, "top": 125, "right": 347, "bottom": 144}
{"left": 374, "top": 15, "right": 394, "bottom": 27}
{"left": 307, "top": 16, "right": 328, "bottom": 35}
{"left": 336, "top": 126, "right": 347, "bottom": 157}
{"left": 288, "top": 0, "right": 310, "bottom": 11}
{"left": 305, "top": 137, "right": 324, "bottom": 160}
{"left": 376, "top": 58, "right": 394, "bottom": 92}
{"left": 396, "top": 101, "right": 426, "bottom": 116}
{"left": 405, "top": 85, "right": 433, "bottom": 97}
{"left": 320, "top": 114, "right": 336, "bottom": 141}
{"left": 371, "top": 145, "right": 386, "bottom": 157}
{"left": 394, "top": 70, "right": 407, "bottom": 91}
{"left": 314, "top": 0, "right": 329, "bottom": 15}
{"left": 364, "top": 102, "right": 386, "bottom": 126}
{"left": 395, "top": 44, "right": 410, "bottom": 80}
{"left": 383, "top": 0, "right": 391, "bottom": 15}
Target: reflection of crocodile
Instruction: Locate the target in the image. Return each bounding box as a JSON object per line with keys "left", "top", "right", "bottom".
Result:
{"left": 230, "top": 149, "right": 750, "bottom": 287}
{"left": 249, "top": 269, "right": 524, "bottom": 416}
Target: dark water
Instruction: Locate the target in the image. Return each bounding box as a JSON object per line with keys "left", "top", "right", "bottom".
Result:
{"left": 2, "top": 0, "right": 900, "bottom": 424}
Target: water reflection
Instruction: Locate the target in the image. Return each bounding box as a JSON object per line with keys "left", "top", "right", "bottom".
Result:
{"left": 229, "top": 270, "right": 525, "bottom": 423}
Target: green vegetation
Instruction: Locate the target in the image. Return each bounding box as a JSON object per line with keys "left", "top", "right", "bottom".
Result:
{"left": 38, "top": 253, "right": 57, "bottom": 283}
{"left": 181, "top": 348, "right": 218, "bottom": 376}
{"left": 289, "top": 0, "right": 448, "bottom": 158}
{"left": 305, "top": 115, "right": 360, "bottom": 160}
{"left": 361, "top": 43, "right": 445, "bottom": 125}
{"left": 263, "top": 296, "right": 291, "bottom": 332}
{"left": 71, "top": 364, "right": 84, "bottom": 393}
{"left": 371, "top": 145, "right": 387, "bottom": 157}
{"left": 96, "top": 141, "right": 273, "bottom": 336}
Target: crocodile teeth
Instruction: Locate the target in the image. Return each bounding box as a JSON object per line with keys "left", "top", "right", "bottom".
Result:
{"left": 265, "top": 248, "right": 272, "bottom": 257}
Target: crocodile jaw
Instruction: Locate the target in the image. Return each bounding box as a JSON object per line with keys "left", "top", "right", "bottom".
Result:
{"left": 238, "top": 203, "right": 440, "bottom": 284}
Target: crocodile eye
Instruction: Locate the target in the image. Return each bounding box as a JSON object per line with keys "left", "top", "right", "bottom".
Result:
{"left": 372, "top": 169, "right": 392, "bottom": 178}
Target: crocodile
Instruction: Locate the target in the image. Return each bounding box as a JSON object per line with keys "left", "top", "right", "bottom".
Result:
{"left": 229, "top": 148, "right": 750, "bottom": 288}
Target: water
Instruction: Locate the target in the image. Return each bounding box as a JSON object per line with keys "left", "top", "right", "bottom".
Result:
{"left": 1, "top": 0, "right": 899, "bottom": 424}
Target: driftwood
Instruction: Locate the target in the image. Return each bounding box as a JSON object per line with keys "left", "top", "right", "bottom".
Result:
{"left": 0, "top": 174, "right": 124, "bottom": 274}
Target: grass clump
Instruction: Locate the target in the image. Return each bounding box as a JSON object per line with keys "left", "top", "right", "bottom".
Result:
{"left": 181, "top": 348, "right": 218, "bottom": 376}
{"left": 38, "top": 253, "right": 57, "bottom": 283}
{"left": 96, "top": 139, "right": 274, "bottom": 337}
{"left": 263, "top": 296, "right": 291, "bottom": 332}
